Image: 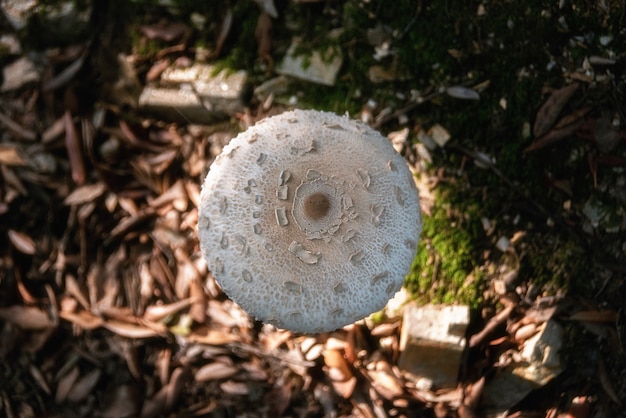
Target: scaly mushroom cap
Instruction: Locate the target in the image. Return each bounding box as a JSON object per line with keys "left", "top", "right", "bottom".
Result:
{"left": 198, "top": 109, "right": 422, "bottom": 333}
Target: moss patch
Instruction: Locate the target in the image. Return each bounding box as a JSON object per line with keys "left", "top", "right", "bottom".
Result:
{"left": 406, "top": 183, "right": 484, "bottom": 308}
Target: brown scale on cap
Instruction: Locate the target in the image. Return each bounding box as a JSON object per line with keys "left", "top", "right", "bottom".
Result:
{"left": 198, "top": 109, "right": 422, "bottom": 333}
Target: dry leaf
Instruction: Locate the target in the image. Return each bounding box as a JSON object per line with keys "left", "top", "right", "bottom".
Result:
{"left": 195, "top": 362, "right": 239, "bottom": 382}
{"left": 569, "top": 310, "right": 618, "bottom": 323}
{"left": 0, "top": 145, "right": 26, "bottom": 166}
{"left": 219, "top": 381, "right": 249, "bottom": 396}
{"left": 64, "top": 183, "right": 107, "bottom": 206}
{"left": 186, "top": 328, "right": 241, "bottom": 345}
{"left": 188, "top": 277, "right": 207, "bottom": 324}
{"left": 330, "top": 375, "right": 357, "bottom": 399}
{"left": 0, "top": 305, "right": 53, "bottom": 330}
{"left": 8, "top": 229, "right": 36, "bottom": 254}
{"left": 55, "top": 366, "right": 80, "bottom": 404}
{"left": 533, "top": 83, "right": 579, "bottom": 137}
{"left": 64, "top": 274, "right": 90, "bottom": 310}
{"left": 67, "top": 369, "right": 102, "bottom": 402}
{"left": 446, "top": 85, "right": 480, "bottom": 100}
{"left": 148, "top": 180, "right": 187, "bottom": 211}
{"left": 139, "top": 22, "right": 188, "bottom": 42}
{"left": 64, "top": 110, "right": 86, "bottom": 185}
{"left": 367, "top": 369, "right": 404, "bottom": 399}
{"left": 323, "top": 349, "right": 352, "bottom": 380}
{"left": 59, "top": 310, "right": 104, "bottom": 330}
{"left": 144, "top": 298, "right": 194, "bottom": 322}
{"left": 0, "top": 111, "right": 37, "bottom": 140}
{"left": 102, "top": 320, "right": 164, "bottom": 339}
{"left": 146, "top": 59, "right": 171, "bottom": 82}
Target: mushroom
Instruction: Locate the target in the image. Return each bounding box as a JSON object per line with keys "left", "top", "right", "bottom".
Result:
{"left": 198, "top": 109, "right": 422, "bottom": 333}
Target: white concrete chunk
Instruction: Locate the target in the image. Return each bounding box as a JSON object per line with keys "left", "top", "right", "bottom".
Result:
{"left": 277, "top": 41, "right": 343, "bottom": 86}
{"left": 398, "top": 303, "right": 470, "bottom": 389}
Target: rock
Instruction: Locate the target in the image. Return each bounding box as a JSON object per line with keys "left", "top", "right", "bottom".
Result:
{"left": 277, "top": 41, "right": 343, "bottom": 86}
{"left": 482, "top": 320, "right": 564, "bottom": 414}
{"left": 138, "top": 87, "right": 220, "bottom": 124}
{"left": 0, "top": 34, "right": 22, "bottom": 55}
{"left": 427, "top": 124, "right": 451, "bottom": 148}
{"left": 140, "top": 64, "right": 250, "bottom": 123}
{"left": 2, "top": 56, "right": 40, "bottom": 92}
{"left": 3, "top": 0, "right": 92, "bottom": 47}
{"left": 1, "top": 0, "right": 37, "bottom": 30}
{"left": 398, "top": 303, "right": 470, "bottom": 389}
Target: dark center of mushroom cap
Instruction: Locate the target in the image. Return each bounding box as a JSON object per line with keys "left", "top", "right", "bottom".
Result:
{"left": 303, "top": 192, "right": 330, "bottom": 220}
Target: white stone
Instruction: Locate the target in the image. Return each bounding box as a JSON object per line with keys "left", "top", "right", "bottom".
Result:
{"left": 277, "top": 41, "right": 343, "bottom": 86}
{"left": 1, "top": 56, "right": 40, "bottom": 92}
{"left": 398, "top": 303, "right": 470, "bottom": 389}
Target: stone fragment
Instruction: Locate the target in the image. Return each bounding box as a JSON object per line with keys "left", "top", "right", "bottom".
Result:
{"left": 277, "top": 41, "right": 343, "bottom": 86}
{"left": 2, "top": 56, "right": 40, "bottom": 92}
{"left": 482, "top": 320, "right": 563, "bottom": 414}
{"left": 153, "top": 63, "right": 249, "bottom": 120}
{"left": 1, "top": 0, "right": 37, "bottom": 30}
{"left": 138, "top": 86, "right": 218, "bottom": 124}
{"left": 398, "top": 303, "right": 470, "bottom": 389}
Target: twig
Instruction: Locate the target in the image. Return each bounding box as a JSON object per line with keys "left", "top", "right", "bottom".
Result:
{"left": 469, "top": 304, "right": 514, "bottom": 348}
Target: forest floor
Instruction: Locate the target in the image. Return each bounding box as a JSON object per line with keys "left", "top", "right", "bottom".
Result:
{"left": 0, "top": 1, "right": 625, "bottom": 417}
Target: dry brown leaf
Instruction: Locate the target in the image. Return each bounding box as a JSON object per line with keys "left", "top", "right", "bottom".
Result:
{"left": 469, "top": 304, "right": 514, "bottom": 347}
{"left": 102, "top": 320, "right": 164, "bottom": 339}
{"left": 148, "top": 180, "right": 188, "bottom": 211}
{"left": 8, "top": 229, "right": 36, "bottom": 254}
{"left": 324, "top": 349, "right": 352, "bottom": 380}
{"left": 64, "top": 274, "right": 90, "bottom": 310}
{"left": 0, "top": 111, "right": 37, "bottom": 140}
{"left": 164, "top": 367, "right": 186, "bottom": 409}
{"left": 64, "top": 110, "right": 86, "bottom": 185}
{"left": 139, "top": 22, "right": 188, "bottom": 42}
{"left": 59, "top": 310, "right": 104, "bottom": 330}
{"left": 0, "top": 145, "right": 26, "bottom": 166}
{"left": 184, "top": 181, "right": 201, "bottom": 208}
{"left": 42, "top": 114, "right": 66, "bottom": 143}
{"left": 331, "top": 375, "right": 357, "bottom": 399}
{"left": 514, "top": 323, "right": 538, "bottom": 341}
{"left": 186, "top": 328, "right": 241, "bottom": 345}
{"left": 533, "top": 83, "right": 579, "bottom": 137}
{"left": 1, "top": 165, "right": 27, "bottom": 195}
{"left": 463, "top": 376, "right": 485, "bottom": 410}
{"left": 43, "top": 53, "right": 87, "bottom": 92}
{"left": 0, "top": 305, "right": 53, "bottom": 330}
{"left": 67, "top": 369, "right": 102, "bottom": 402}
{"left": 194, "top": 362, "right": 239, "bottom": 382}
{"left": 55, "top": 366, "right": 80, "bottom": 404}
{"left": 367, "top": 369, "right": 404, "bottom": 399}
{"left": 146, "top": 58, "right": 171, "bottom": 82}
{"left": 63, "top": 182, "right": 107, "bottom": 206}
{"left": 188, "top": 277, "right": 207, "bottom": 324}
{"left": 569, "top": 310, "right": 618, "bottom": 323}
{"left": 144, "top": 298, "right": 195, "bottom": 322}
{"left": 219, "top": 381, "right": 249, "bottom": 396}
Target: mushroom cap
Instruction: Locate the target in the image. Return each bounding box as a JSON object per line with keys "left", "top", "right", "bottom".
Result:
{"left": 198, "top": 109, "right": 422, "bottom": 333}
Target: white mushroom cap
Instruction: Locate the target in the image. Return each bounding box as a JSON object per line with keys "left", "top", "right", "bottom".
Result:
{"left": 198, "top": 109, "right": 422, "bottom": 333}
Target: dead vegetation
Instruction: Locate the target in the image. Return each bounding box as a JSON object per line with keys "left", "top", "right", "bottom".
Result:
{"left": 1, "top": 1, "right": 625, "bottom": 417}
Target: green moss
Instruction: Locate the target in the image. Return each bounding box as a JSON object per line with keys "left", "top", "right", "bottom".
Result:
{"left": 405, "top": 185, "right": 484, "bottom": 308}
